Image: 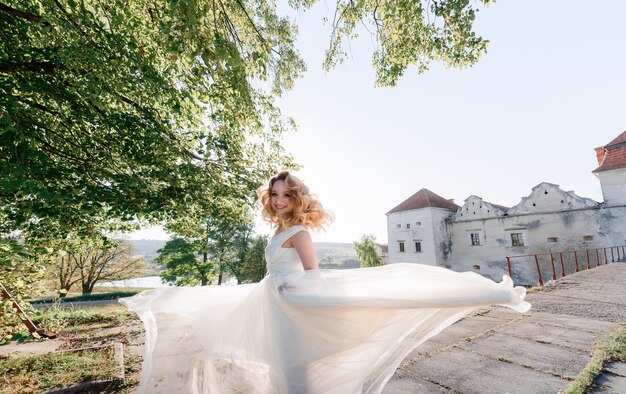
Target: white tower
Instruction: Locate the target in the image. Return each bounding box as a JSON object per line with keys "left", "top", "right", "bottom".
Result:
{"left": 386, "top": 189, "right": 458, "bottom": 266}
{"left": 593, "top": 131, "right": 626, "bottom": 206}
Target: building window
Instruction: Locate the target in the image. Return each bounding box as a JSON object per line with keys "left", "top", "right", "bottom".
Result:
{"left": 470, "top": 233, "right": 481, "bottom": 246}
{"left": 406, "top": 223, "right": 411, "bottom": 229}
{"left": 399, "top": 242, "right": 405, "bottom": 252}
{"left": 547, "top": 237, "right": 558, "bottom": 243}
{"left": 511, "top": 233, "right": 525, "bottom": 247}
{"left": 583, "top": 235, "right": 594, "bottom": 241}
{"left": 396, "top": 224, "right": 401, "bottom": 229}
{"left": 415, "top": 242, "right": 421, "bottom": 253}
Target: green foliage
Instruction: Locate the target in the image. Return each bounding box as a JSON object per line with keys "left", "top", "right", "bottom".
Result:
{"left": 0, "top": 236, "right": 47, "bottom": 340}
{"left": 320, "top": 0, "right": 492, "bottom": 86}
{"left": 158, "top": 219, "right": 269, "bottom": 285}
{"left": 1, "top": 0, "right": 297, "bottom": 332}
{"left": 230, "top": 234, "right": 268, "bottom": 284}
{"left": 157, "top": 237, "right": 217, "bottom": 286}
{"left": 354, "top": 234, "right": 383, "bottom": 267}
{"left": 1, "top": 0, "right": 298, "bottom": 236}
{"left": 1, "top": 0, "right": 492, "bottom": 238}
{"left": 162, "top": 201, "right": 257, "bottom": 285}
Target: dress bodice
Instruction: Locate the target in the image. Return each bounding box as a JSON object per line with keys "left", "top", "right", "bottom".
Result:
{"left": 265, "top": 225, "right": 306, "bottom": 276}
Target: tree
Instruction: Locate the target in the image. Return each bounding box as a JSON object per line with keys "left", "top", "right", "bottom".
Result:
{"left": 49, "top": 237, "right": 145, "bottom": 296}
{"left": 158, "top": 210, "right": 257, "bottom": 286}
{"left": 1, "top": 0, "right": 298, "bottom": 239}
{"left": 230, "top": 235, "right": 268, "bottom": 284}
{"left": 157, "top": 238, "right": 217, "bottom": 286}
{"left": 158, "top": 213, "right": 269, "bottom": 286}
{"left": 1, "top": 0, "right": 491, "bottom": 235}
{"left": 354, "top": 234, "right": 383, "bottom": 267}
{"left": 162, "top": 202, "right": 254, "bottom": 285}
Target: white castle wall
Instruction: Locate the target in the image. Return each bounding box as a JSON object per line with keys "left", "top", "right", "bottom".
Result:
{"left": 445, "top": 207, "right": 609, "bottom": 284}
{"left": 386, "top": 185, "right": 626, "bottom": 285}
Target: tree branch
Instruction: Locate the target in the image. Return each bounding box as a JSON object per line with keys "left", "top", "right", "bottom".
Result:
{"left": 216, "top": 0, "right": 244, "bottom": 49}
{"left": 232, "top": 0, "right": 264, "bottom": 45}
{"left": 0, "top": 61, "right": 59, "bottom": 74}
{"left": 21, "top": 124, "right": 90, "bottom": 164}
{"left": 0, "top": 3, "right": 45, "bottom": 23}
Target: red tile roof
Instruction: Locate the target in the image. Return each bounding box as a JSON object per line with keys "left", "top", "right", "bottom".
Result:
{"left": 387, "top": 189, "right": 459, "bottom": 214}
{"left": 594, "top": 131, "right": 626, "bottom": 173}
{"left": 606, "top": 130, "right": 626, "bottom": 146}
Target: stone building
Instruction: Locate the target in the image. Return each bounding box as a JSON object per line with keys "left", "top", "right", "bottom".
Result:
{"left": 375, "top": 244, "right": 389, "bottom": 265}
{"left": 386, "top": 131, "right": 626, "bottom": 284}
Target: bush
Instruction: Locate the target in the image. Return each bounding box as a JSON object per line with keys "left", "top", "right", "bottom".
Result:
{"left": 1, "top": 239, "right": 46, "bottom": 342}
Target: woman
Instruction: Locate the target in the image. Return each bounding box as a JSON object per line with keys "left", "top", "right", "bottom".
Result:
{"left": 121, "top": 171, "right": 530, "bottom": 394}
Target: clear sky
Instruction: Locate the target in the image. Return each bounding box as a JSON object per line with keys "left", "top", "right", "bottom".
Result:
{"left": 129, "top": 1, "right": 626, "bottom": 243}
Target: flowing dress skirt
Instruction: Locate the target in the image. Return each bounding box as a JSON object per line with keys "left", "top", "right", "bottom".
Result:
{"left": 120, "top": 262, "right": 530, "bottom": 393}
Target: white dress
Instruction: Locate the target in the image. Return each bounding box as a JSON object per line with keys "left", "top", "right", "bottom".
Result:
{"left": 120, "top": 225, "right": 530, "bottom": 394}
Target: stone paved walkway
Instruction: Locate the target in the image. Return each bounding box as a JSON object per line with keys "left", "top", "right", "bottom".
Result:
{"left": 383, "top": 262, "right": 626, "bottom": 394}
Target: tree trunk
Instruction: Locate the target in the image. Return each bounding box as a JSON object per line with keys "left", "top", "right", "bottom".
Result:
{"left": 82, "top": 283, "right": 93, "bottom": 295}
{"left": 202, "top": 251, "right": 209, "bottom": 286}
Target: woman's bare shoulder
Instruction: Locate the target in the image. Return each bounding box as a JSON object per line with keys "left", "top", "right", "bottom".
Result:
{"left": 291, "top": 228, "right": 311, "bottom": 242}
{"left": 281, "top": 226, "right": 310, "bottom": 248}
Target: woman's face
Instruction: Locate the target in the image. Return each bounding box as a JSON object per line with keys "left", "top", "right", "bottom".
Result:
{"left": 271, "top": 180, "right": 294, "bottom": 218}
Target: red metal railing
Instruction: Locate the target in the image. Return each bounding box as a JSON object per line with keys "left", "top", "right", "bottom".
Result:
{"left": 506, "top": 245, "right": 626, "bottom": 286}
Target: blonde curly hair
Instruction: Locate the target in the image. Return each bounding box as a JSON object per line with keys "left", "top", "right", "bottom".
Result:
{"left": 258, "top": 171, "right": 332, "bottom": 231}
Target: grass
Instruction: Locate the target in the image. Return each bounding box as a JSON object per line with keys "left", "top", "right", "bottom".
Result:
{"left": 1, "top": 301, "right": 143, "bottom": 393}
{"left": 5, "top": 301, "right": 135, "bottom": 343}
{"left": 31, "top": 302, "right": 135, "bottom": 335}
{"left": 564, "top": 323, "right": 626, "bottom": 394}
{"left": 525, "top": 285, "right": 544, "bottom": 293}
{"left": 0, "top": 345, "right": 120, "bottom": 394}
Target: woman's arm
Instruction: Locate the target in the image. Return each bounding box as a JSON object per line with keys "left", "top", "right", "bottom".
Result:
{"left": 291, "top": 230, "right": 319, "bottom": 270}
{"left": 278, "top": 230, "right": 322, "bottom": 295}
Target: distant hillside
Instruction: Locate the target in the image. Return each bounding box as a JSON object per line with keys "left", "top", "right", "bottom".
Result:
{"left": 128, "top": 239, "right": 361, "bottom": 270}
{"left": 126, "top": 239, "right": 167, "bottom": 275}
{"left": 128, "top": 239, "right": 167, "bottom": 263}
{"left": 315, "top": 242, "right": 360, "bottom": 269}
